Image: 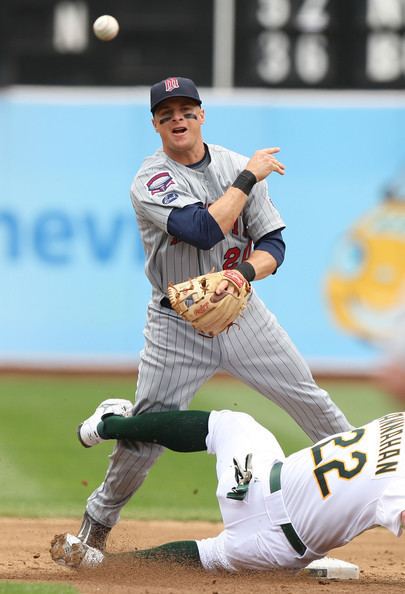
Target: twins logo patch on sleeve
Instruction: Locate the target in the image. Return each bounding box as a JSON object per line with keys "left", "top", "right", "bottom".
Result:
{"left": 146, "top": 171, "right": 175, "bottom": 195}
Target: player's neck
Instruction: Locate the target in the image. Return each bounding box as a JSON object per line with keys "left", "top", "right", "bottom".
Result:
{"left": 163, "top": 140, "right": 206, "bottom": 166}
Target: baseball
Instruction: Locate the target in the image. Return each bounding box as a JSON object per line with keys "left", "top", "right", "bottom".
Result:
{"left": 93, "top": 15, "right": 119, "bottom": 42}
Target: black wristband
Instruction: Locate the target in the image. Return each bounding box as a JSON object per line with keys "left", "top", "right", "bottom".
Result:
{"left": 232, "top": 169, "right": 257, "bottom": 196}
{"left": 235, "top": 261, "right": 256, "bottom": 282}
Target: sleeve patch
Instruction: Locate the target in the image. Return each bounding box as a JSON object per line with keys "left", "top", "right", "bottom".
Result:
{"left": 146, "top": 171, "right": 176, "bottom": 195}
{"left": 162, "top": 192, "right": 179, "bottom": 205}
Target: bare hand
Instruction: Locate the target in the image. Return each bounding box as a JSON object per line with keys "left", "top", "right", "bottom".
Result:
{"left": 246, "top": 148, "right": 285, "bottom": 182}
{"left": 215, "top": 279, "right": 236, "bottom": 296}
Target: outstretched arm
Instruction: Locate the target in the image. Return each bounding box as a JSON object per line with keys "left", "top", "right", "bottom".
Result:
{"left": 167, "top": 148, "right": 285, "bottom": 249}
{"left": 208, "top": 148, "right": 285, "bottom": 235}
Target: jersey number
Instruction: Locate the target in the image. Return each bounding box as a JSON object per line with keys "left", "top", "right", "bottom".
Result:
{"left": 311, "top": 429, "right": 367, "bottom": 498}
{"left": 223, "top": 241, "right": 252, "bottom": 269}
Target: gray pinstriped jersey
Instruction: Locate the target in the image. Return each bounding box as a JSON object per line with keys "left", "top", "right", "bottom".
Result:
{"left": 130, "top": 143, "right": 285, "bottom": 303}
{"left": 86, "top": 147, "right": 352, "bottom": 528}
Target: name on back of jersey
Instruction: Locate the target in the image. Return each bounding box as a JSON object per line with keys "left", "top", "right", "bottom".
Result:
{"left": 375, "top": 412, "right": 405, "bottom": 477}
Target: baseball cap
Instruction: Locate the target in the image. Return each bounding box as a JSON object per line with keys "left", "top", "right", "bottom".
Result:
{"left": 150, "top": 77, "right": 202, "bottom": 113}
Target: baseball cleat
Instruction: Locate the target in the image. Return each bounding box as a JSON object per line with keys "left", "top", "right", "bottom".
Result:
{"left": 50, "top": 533, "right": 105, "bottom": 569}
{"left": 304, "top": 556, "right": 360, "bottom": 580}
{"left": 77, "top": 511, "right": 111, "bottom": 551}
{"left": 77, "top": 398, "right": 133, "bottom": 448}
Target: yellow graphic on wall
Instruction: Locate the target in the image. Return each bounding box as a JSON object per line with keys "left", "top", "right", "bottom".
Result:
{"left": 325, "top": 195, "right": 405, "bottom": 342}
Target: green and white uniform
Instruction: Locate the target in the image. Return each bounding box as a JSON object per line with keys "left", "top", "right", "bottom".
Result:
{"left": 197, "top": 410, "right": 405, "bottom": 571}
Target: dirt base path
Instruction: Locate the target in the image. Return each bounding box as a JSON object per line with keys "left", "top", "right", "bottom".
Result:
{"left": 0, "top": 518, "right": 404, "bottom": 594}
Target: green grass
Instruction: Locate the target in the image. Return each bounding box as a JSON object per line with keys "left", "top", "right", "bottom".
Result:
{"left": 0, "top": 583, "right": 79, "bottom": 593}
{"left": 0, "top": 374, "right": 400, "bottom": 521}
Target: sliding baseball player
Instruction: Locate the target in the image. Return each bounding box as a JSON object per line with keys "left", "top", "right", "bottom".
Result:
{"left": 51, "top": 400, "right": 405, "bottom": 575}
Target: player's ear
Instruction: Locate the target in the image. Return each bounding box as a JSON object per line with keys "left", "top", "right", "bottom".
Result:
{"left": 199, "top": 108, "right": 205, "bottom": 124}
{"left": 152, "top": 116, "right": 159, "bottom": 132}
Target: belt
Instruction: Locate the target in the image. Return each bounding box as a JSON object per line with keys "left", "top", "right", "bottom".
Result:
{"left": 160, "top": 297, "right": 172, "bottom": 310}
{"left": 269, "top": 461, "right": 307, "bottom": 556}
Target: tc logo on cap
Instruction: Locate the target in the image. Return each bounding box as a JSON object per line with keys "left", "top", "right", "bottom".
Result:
{"left": 150, "top": 76, "right": 201, "bottom": 113}
{"left": 165, "top": 78, "right": 180, "bottom": 92}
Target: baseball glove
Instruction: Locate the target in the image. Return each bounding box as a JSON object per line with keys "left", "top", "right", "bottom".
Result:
{"left": 167, "top": 269, "right": 251, "bottom": 337}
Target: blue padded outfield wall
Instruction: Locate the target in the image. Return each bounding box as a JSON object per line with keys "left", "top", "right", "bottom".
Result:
{"left": 1, "top": 89, "right": 405, "bottom": 370}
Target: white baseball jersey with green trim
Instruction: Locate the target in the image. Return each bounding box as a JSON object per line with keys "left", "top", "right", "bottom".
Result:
{"left": 197, "top": 410, "right": 405, "bottom": 572}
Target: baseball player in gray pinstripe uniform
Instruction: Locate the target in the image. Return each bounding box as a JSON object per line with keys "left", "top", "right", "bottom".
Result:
{"left": 75, "top": 76, "right": 352, "bottom": 551}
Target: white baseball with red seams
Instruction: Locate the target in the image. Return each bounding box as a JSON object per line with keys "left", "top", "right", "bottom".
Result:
{"left": 93, "top": 15, "right": 119, "bottom": 41}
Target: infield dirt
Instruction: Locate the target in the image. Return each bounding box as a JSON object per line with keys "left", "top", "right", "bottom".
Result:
{"left": 0, "top": 518, "right": 404, "bottom": 594}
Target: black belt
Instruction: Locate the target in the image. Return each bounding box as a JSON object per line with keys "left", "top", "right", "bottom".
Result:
{"left": 269, "top": 461, "right": 307, "bottom": 556}
{"left": 160, "top": 297, "right": 172, "bottom": 310}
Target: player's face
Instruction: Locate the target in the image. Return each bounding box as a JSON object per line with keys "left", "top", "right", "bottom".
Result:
{"left": 152, "top": 98, "right": 205, "bottom": 164}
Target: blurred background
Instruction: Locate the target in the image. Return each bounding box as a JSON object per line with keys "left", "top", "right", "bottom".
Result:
{"left": 1, "top": 0, "right": 405, "bottom": 373}
{"left": 0, "top": 0, "right": 405, "bottom": 520}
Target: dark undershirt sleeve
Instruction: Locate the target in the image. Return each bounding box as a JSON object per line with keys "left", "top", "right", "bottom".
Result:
{"left": 168, "top": 205, "right": 285, "bottom": 269}
{"left": 254, "top": 228, "right": 286, "bottom": 270}
{"left": 167, "top": 204, "right": 224, "bottom": 250}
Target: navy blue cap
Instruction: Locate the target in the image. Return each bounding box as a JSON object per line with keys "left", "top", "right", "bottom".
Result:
{"left": 150, "top": 77, "right": 201, "bottom": 114}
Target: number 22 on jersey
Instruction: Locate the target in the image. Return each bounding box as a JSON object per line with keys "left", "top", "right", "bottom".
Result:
{"left": 310, "top": 429, "right": 367, "bottom": 498}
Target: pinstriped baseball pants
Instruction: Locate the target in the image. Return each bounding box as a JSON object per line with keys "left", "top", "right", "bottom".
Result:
{"left": 86, "top": 291, "right": 351, "bottom": 527}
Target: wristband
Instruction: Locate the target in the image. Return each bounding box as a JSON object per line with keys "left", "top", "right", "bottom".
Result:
{"left": 232, "top": 169, "right": 257, "bottom": 196}
{"left": 235, "top": 261, "right": 256, "bottom": 282}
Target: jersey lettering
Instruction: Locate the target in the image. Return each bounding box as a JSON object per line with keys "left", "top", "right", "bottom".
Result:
{"left": 223, "top": 242, "right": 253, "bottom": 269}
{"left": 231, "top": 218, "right": 249, "bottom": 239}
{"left": 311, "top": 428, "right": 367, "bottom": 498}
{"left": 375, "top": 413, "right": 404, "bottom": 475}
{"left": 223, "top": 247, "right": 241, "bottom": 269}
{"left": 242, "top": 240, "right": 252, "bottom": 261}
